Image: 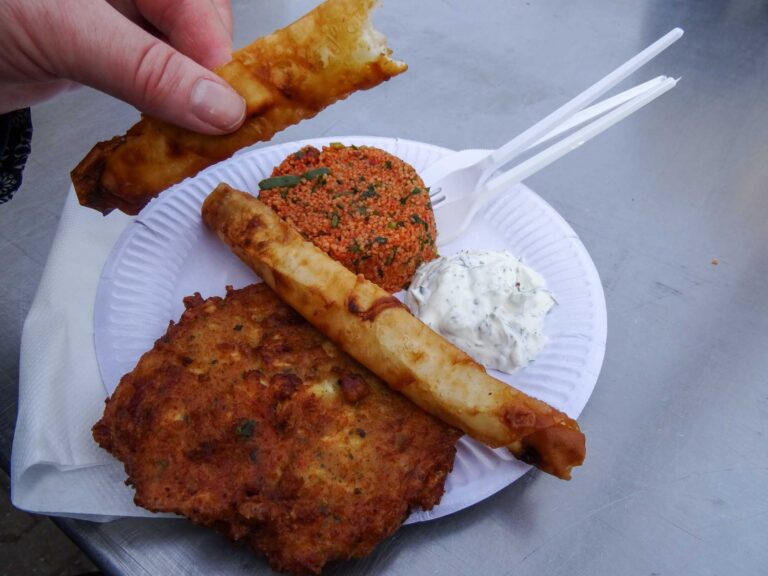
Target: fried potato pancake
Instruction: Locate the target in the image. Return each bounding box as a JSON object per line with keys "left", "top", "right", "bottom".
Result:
{"left": 93, "top": 284, "right": 460, "bottom": 574}
{"left": 202, "top": 185, "right": 586, "bottom": 480}
{"left": 72, "top": 0, "right": 407, "bottom": 216}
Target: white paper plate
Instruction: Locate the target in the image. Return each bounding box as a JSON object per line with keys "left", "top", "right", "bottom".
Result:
{"left": 95, "top": 136, "right": 606, "bottom": 524}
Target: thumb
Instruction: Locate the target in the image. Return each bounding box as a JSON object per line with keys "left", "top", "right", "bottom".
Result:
{"left": 62, "top": 1, "right": 245, "bottom": 135}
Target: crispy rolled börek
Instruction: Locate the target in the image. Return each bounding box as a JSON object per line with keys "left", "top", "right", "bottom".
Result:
{"left": 72, "top": 0, "right": 407, "bottom": 215}
{"left": 202, "top": 184, "right": 586, "bottom": 479}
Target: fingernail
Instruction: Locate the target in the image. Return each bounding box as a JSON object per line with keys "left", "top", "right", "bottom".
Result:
{"left": 190, "top": 78, "right": 245, "bottom": 132}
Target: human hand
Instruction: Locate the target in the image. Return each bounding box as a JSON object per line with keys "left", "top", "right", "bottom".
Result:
{"left": 0, "top": 0, "right": 246, "bottom": 134}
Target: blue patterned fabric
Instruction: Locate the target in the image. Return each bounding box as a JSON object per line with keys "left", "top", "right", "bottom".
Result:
{"left": 0, "top": 108, "right": 33, "bottom": 204}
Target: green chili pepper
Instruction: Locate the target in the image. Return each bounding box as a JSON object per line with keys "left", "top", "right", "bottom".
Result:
{"left": 259, "top": 175, "right": 301, "bottom": 190}
{"left": 303, "top": 167, "right": 331, "bottom": 180}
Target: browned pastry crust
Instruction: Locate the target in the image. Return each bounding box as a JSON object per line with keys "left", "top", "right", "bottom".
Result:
{"left": 72, "top": 0, "right": 407, "bottom": 215}
{"left": 201, "top": 185, "right": 586, "bottom": 480}
{"left": 93, "top": 283, "right": 460, "bottom": 575}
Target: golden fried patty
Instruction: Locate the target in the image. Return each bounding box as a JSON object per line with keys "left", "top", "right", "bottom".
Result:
{"left": 93, "top": 283, "right": 461, "bottom": 575}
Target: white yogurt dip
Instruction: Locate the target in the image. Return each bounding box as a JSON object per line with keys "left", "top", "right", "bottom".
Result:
{"left": 405, "top": 250, "right": 555, "bottom": 372}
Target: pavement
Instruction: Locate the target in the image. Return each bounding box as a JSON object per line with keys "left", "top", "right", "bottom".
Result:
{"left": 0, "top": 469, "right": 98, "bottom": 576}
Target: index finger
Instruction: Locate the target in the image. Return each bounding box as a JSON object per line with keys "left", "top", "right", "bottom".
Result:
{"left": 209, "top": 0, "right": 233, "bottom": 39}
{"left": 136, "top": 0, "right": 233, "bottom": 69}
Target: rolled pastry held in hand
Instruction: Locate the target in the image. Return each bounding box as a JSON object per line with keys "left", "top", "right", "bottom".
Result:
{"left": 202, "top": 184, "right": 586, "bottom": 479}
{"left": 72, "top": 0, "right": 407, "bottom": 215}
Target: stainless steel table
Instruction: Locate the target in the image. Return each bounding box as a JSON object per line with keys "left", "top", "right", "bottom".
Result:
{"left": 2, "top": 0, "right": 767, "bottom": 574}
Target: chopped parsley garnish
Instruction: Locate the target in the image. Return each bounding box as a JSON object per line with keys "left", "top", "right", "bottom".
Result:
{"left": 384, "top": 246, "right": 399, "bottom": 266}
{"left": 311, "top": 175, "right": 326, "bottom": 192}
{"left": 400, "top": 187, "right": 422, "bottom": 204}
{"left": 410, "top": 213, "right": 429, "bottom": 230}
{"left": 236, "top": 419, "right": 257, "bottom": 438}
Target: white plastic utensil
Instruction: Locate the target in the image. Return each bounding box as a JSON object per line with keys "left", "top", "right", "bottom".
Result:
{"left": 428, "top": 75, "right": 670, "bottom": 209}
{"left": 431, "top": 77, "right": 678, "bottom": 244}
{"left": 424, "top": 28, "right": 683, "bottom": 245}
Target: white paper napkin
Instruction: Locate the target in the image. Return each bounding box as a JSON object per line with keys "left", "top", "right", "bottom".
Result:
{"left": 11, "top": 188, "right": 168, "bottom": 521}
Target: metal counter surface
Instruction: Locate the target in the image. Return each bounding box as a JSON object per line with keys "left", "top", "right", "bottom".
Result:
{"left": 1, "top": 1, "right": 766, "bottom": 574}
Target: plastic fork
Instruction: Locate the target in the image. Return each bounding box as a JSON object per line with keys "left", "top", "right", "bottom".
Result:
{"left": 427, "top": 75, "right": 668, "bottom": 209}
{"left": 424, "top": 28, "right": 683, "bottom": 246}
